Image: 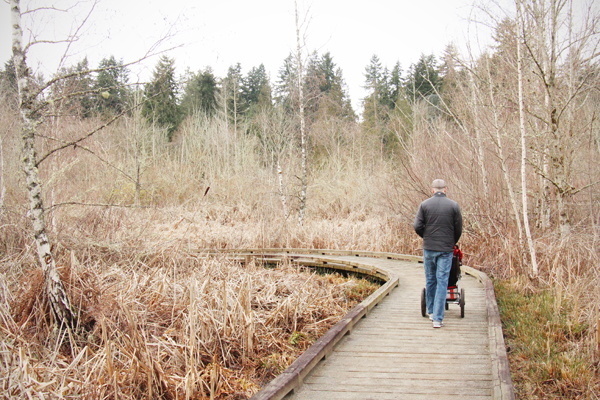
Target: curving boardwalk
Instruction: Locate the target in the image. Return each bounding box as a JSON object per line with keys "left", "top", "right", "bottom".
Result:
{"left": 286, "top": 256, "right": 493, "bottom": 400}
{"left": 209, "top": 249, "right": 514, "bottom": 400}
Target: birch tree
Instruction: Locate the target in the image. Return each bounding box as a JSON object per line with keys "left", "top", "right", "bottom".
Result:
{"left": 0, "top": 134, "right": 6, "bottom": 213}
{"left": 9, "top": 0, "right": 174, "bottom": 332}
{"left": 520, "top": 0, "right": 600, "bottom": 238}
{"left": 295, "top": 0, "right": 308, "bottom": 225}
{"left": 257, "top": 106, "right": 293, "bottom": 219}
{"left": 484, "top": 55, "right": 524, "bottom": 245}
{"left": 11, "top": 0, "right": 76, "bottom": 329}
{"left": 516, "top": 0, "right": 540, "bottom": 276}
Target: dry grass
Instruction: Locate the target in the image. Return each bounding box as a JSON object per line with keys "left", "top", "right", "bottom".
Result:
{"left": 1, "top": 95, "right": 599, "bottom": 398}
{"left": 1, "top": 240, "right": 378, "bottom": 399}
{"left": 496, "top": 277, "right": 600, "bottom": 399}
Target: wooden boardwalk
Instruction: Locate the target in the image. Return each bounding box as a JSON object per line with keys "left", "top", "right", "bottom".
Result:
{"left": 210, "top": 249, "right": 514, "bottom": 400}
{"left": 286, "top": 256, "right": 493, "bottom": 400}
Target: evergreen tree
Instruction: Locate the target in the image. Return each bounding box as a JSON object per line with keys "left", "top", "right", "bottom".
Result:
{"left": 389, "top": 62, "right": 403, "bottom": 106}
{"left": 276, "top": 51, "right": 356, "bottom": 123}
{"left": 439, "top": 43, "right": 460, "bottom": 91}
{"left": 316, "top": 52, "right": 336, "bottom": 93}
{"left": 406, "top": 54, "right": 441, "bottom": 101}
{"left": 241, "top": 64, "right": 272, "bottom": 115}
{"left": 142, "top": 55, "right": 180, "bottom": 140}
{"left": 362, "top": 54, "right": 391, "bottom": 131}
{"left": 361, "top": 55, "right": 409, "bottom": 154}
{"left": 437, "top": 43, "right": 463, "bottom": 118}
{"left": 222, "top": 63, "right": 244, "bottom": 129}
{"left": 181, "top": 67, "right": 219, "bottom": 118}
{"left": 53, "top": 57, "right": 94, "bottom": 117}
{"left": 275, "top": 54, "right": 297, "bottom": 110}
{"left": 94, "top": 55, "right": 130, "bottom": 116}
{"left": 364, "top": 54, "right": 384, "bottom": 96}
{"left": 311, "top": 52, "right": 356, "bottom": 121}
{"left": 0, "top": 58, "right": 18, "bottom": 95}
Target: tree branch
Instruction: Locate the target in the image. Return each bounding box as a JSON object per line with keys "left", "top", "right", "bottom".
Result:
{"left": 35, "top": 133, "right": 137, "bottom": 184}
{"left": 36, "top": 103, "right": 137, "bottom": 166}
{"left": 48, "top": 202, "right": 151, "bottom": 211}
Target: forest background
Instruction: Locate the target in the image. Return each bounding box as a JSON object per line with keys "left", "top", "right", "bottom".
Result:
{"left": 1, "top": 0, "right": 600, "bottom": 398}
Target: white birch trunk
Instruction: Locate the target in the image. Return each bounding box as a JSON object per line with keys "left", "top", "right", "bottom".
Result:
{"left": 485, "top": 58, "right": 523, "bottom": 244}
{"left": 277, "top": 158, "right": 289, "bottom": 219}
{"left": 516, "top": 0, "right": 539, "bottom": 277}
{"left": 11, "top": 0, "right": 76, "bottom": 329}
{"left": 469, "top": 71, "right": 489, "bottom": 204}
{"left": 295, "top": 0, "right": 308, "bottom": 225}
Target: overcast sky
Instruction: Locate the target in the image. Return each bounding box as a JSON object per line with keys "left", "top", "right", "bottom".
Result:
{"left": 1, "top": 0, "right": 509, "bottom": 112}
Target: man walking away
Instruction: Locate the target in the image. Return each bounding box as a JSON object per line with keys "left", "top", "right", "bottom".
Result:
{"left": 413, "top": 179, "right": 463, "bottom": 328}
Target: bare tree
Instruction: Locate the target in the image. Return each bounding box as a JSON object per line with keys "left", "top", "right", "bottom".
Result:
{"left": 468, "top": 70, "right": 490, "bottom": 204}
{"left": 0, "top": 130, "right": 6, "bottom": 217}
{"left": 516, "top": 0, "right": 540, "bottom": 276}
{"left": 257, "top": 106, "right": 293, "bottom": 219}
{"left": 10, "top": 0, "right": 174, "bottom": 332}
{"left": 520, "top": 0, "right": 600, "bottom": 237}
{"left": 11, "top": 0, "right": 76, "bottom": 329}
{"left": 295, "top": 0, "right": 308, "bottom": 225}
{"left": 484, "top": 55, "right": 524, "bottom": 246}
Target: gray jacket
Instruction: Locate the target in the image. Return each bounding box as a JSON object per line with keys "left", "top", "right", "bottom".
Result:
{"left": 413, "top": 192, "right": 462, "bottom": 252}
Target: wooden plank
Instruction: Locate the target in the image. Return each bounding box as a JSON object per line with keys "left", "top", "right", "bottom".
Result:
{"left": 284, "top": 392, "right": 491, "bottom": 400}
{"left": 193, "top": 250, "right": 515, "bottom": 400}
{"left": 462, "top": 266, "right": 515, "bottom": 400}
{"left": 249, "top": 256, "right": 399, "bottom": 400}
{"left": 284, "top": 256, "right": 496, "bottom": 400}
{"left": 294, "top": 382, "right": 491, "bottom": 396}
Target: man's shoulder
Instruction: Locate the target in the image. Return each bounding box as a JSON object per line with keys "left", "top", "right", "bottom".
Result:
{"left": 423, "top": 195, "right": 460, "bottom": 208}
{"left": 444, "top": 197, "right": 461, "bottom": 210}
{"left": 445, "top": 197, "right": 460, "bottom": 206}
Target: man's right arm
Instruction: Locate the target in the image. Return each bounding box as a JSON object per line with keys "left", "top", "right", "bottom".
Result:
{"left": 454, "top": 204, "right": 463, "bottom": 244}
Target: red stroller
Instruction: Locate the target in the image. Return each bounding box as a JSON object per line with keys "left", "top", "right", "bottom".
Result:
{"left": 421, "top": 246, "right": 465, "bottom": 318}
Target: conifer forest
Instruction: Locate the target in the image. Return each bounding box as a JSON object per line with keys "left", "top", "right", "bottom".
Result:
{"left": 1, "top": 0, "right": 599, "bottom": 398}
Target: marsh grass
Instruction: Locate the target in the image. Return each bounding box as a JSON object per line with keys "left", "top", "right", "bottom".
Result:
{"left": 1, "top": 98, "right": 599, "bottom": 399}
{"left": 496, "top": 278, "right": 600, "bottom": 399}
{"left": 1, "top": 240, "right": 378, "bottom": 399}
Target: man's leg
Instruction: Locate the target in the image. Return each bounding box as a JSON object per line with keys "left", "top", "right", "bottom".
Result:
{"left": 432, "top": 251, "right": 453, "bottom": 322}
{"left": 423, "top": 250, "right": 438, "bottom": 315}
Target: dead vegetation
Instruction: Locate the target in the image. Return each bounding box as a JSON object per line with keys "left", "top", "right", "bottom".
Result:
{"left": 1, "top": 239, "right": 377, "bottom": 399}
{"left": 1, "top": 27, "right": 600, "bottom": 394}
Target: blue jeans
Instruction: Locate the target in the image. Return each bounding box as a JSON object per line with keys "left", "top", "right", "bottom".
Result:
{"left": 423, "top": 249, "right": 453, "bottom": 322}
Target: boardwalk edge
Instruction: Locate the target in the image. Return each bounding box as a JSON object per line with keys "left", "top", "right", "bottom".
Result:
{"left": 462, "top": 265, "right": 516, "bottom": 400}
{"left": 198, "top": 249, "right": 514, "bottom": 400}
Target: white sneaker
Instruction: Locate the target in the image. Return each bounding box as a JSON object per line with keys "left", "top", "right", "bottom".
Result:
{"left": 433, "top": 320, "right": 444, "bottom": 328}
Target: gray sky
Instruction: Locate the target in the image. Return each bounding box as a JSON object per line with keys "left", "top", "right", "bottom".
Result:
{"left": 1, "top": 0, "right": 503, "bottom": 112}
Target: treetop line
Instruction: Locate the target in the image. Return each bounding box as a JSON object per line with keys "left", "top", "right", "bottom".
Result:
{"left": 1, "top": 49, "right": 449, "bottom": 141}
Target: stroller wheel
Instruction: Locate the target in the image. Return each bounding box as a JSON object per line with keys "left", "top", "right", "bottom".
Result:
{"left": 445, "top": 302, "right": 449, "bottom": 310}
{"left": 421, "top": 288, "right": 427, "bottom": 317}
{"left": 460, "top": 288, "right": 465, "bottom": 318}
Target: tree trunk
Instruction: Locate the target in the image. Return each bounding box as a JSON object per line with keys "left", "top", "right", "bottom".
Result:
{"left": 469, "top": 71, "right": 489, "bottom": 205}
{"left": 11, "top": 0, "right": 76, "bottom": 330}
{"left": 485, "top": 58, "right": 523, "bottom": 248}
{"left": 516, "top": 0, "right": 539, "bottom": 277}
{"left": 295, "top": 0, "right": 308, "bottom": 226}
{"left": 277, "top": 158, "right": 289, "bottom": 219}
